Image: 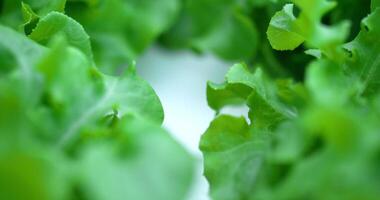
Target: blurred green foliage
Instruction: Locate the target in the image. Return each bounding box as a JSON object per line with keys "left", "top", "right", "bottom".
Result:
{"left": 1, "top": 0, "right": 380, "bottom": 200}
{"left": 0, "top": 1, "right": 194, "bottom": 199}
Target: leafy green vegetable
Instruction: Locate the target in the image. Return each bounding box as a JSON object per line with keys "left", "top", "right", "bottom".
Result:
{"left": 2, "top": 0, "right": 380, "bottom": 199}
{"left": 0, "top": 5, "right": 194, "bottom": 199}
{"left": 343, "top": 9, "right": 380, "bottom": 96}
{"left": 202, "top": 1, "right": 380, "bottom": 200}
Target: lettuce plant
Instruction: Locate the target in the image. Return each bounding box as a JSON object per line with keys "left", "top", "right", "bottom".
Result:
{"left": 0, "top": 1, "right": 194, "bottom": 200}
{"left": 201, "top": 1, "right": 380, "bottom": 199}
{"left": 1, "top": 0, "right": 380, "bottom": 200}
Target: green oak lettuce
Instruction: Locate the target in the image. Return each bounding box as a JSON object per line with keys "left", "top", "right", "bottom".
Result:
{"left": 0, "top": 7, "right": 194, "bottom": 200}
{"left": 201, "top": 2, "right": 380, "bottom": 200}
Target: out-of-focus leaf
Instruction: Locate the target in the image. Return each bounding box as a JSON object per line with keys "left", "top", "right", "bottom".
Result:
{"left": 79, "top": 115, "right": 194, "bottom": 200}
{"left": 332, "top": 0, "right": 371, "bottom": 40}
{"left": 372, "top": 0, "right": 380, "bottom": 11}
{"left": 30, "top": 37, "right": 163, "bottom": 146}
{"left": 0, "top": 26, "right": 42, "bottom": 138}
{"left": 0, "top": 23, "right": 193, "bottom": 200}
{"left": 162, "top": 0, "right": 258, "bottom": 60}
{"left": 0, "top": 0, "right": 66, "bottom": 28}
{"left": 66, "top": 0, "right": 180, "bottom": 73}
{"left": 0, "top": 147, "right": 70, "bottom": 200}
{"left": 192, "top": 11, "right": 258, "bottom": 60}
{"left": 306, "top": 59, "right": 359, "bottom": 106}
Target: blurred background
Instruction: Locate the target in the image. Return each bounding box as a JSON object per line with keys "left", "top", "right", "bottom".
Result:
{"left": 138, "top": 46, "right": 230, "bottom": 200}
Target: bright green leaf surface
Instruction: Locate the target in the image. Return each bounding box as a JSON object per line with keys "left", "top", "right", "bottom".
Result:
{"left": 267, "top": 0, "right": 350, "bottom": 58}
{"left": 2, "top": 1, "right": 380, "bottom": 200}
{"left": 344, "top": 9, "right": 380, "bottom": 96}
{"left": 202, "top": 5, "right": 380, "bottom": 198}
{"left": 207, "top": 63, "right": 297, "bottom": 128}
{"left": 0, "top": 22, "right": 193, "bottom": 200}
{"left": 200, "top": 115, "right": 271, "bottom": 200}
{"left": 267, "top": 4, "right": 304, "bottom": 50}
{"left": 29, "top": 11, "right": 93, "bottom": 60}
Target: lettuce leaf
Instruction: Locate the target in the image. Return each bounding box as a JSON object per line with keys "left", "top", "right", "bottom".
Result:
{"left": 267, "top": 0, "right": 350, "bottom": 59}
{"left": 202, "top": 3, "right": 380, "bottom": 199}
{"left": 0, "top": 18, "right": 193, "bottom": 200}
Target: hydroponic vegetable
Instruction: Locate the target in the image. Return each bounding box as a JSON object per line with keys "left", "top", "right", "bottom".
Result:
{"left": 1, "top": 0, "right": 380, "bottom": 200}
{"left": 201, "top": 0, "right": 380, "bottom": 200}
{"left": 0, "top": 2, "right": 194, "bottom": 200}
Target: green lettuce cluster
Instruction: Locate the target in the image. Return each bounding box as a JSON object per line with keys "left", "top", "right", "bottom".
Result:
{"left": 0, "top": 1, "right": 194, "bottom": 200}
{"left": 2, "top": 0, "right": 380, "bottom": 200}
{"left": 201, "top": 0, "right": 380, "bottom": 199}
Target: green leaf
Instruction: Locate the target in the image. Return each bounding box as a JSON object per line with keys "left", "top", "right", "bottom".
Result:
{"left": 66, "top": 0, "right": 180, "bottom": 73}
{"left": 79, "top": 115, "right": 194, "bottom": 200}
{"left": 200, "top": 115, "right": 271, "bottom": 200}
{"left": 192, "top": 11, "right": 258, "bottom": 60}
{"left": 0, "top": 21, "right": 193, "bottom": 200}
{"left": 306, "top": 59, "right": 359, "bottom": 106}
{"left": 0, "top": 25, "right": 45, "bottom": 72}
{"left": 21, "top": 2, "right": 40, "bottom": 35}
{"left": 28, "top": 38, "right": 164, "bottom": 146}
{"left": 0, "top": 0, "right": 66, "bottom": 28}
{"left": 207, "top": 63, "right": 297, "bottom": 128}
{"left": 206, "top": 82, "right": 250, "bottom": 111}
{"left": 28, "top": 11, "right": 93, "bottom": 60}
{"left": 267, "top": 4, "right": 304, "bottom": 50}
{"left": 0, "top": 25, "right": 45, "bottom": 116}
{"left": 0, "top": 147, "right": 70, "bottom": 200}
{"left": 202, "top": 2, "right": 380, "bottom": 200}
{"left": 343, "top": 9, "right": 380, "bottom": 96}
{"left": 372, "top": 0, "right": 380, "bottom": 11}
{"left": 162, "top": 0, "right": 258, "bottom": 60}
{"left": 267, "top": 0, "right": 350, "bottom": 58}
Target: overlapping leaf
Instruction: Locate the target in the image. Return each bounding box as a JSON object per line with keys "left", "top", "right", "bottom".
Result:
{"left": 343, "top": 9, "right": 380, "bottom": 96}
{"left": 267, "top": 0, "right": 350, "bottom": 59}
{"left": 66, "top": 0, "right": 180, "bottom": 73}
{"left": 202, "top": 3, "right": 380, "bottom": 199}
{"left": 207, "top": 63, "right": 300, "bottom": 128}
{"left": 0, "top": 15, "right": 193, "bottom": 200}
